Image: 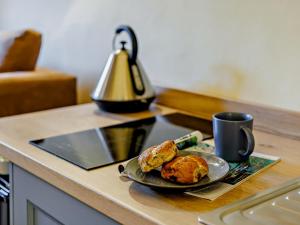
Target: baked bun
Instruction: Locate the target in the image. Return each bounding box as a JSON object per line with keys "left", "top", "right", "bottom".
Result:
{"left": 161, "top": 155, "right": 208, "bottom": 184}
{"left": 138, "top": 140, "right": 178, "bottom": 172}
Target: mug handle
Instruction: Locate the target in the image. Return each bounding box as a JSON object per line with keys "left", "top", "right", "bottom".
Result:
{"left": 239, "top": 127, "right": 255, "bottom": 158}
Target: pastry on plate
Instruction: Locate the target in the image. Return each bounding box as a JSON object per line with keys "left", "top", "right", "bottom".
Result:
{"left": 161, "top": 155, "right": 208, "bottom": 184}
{"left": 138, "top": 140, "right": 178, "bottom": 172}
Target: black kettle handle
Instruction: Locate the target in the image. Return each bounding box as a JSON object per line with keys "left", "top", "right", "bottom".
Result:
{"left": 114, "top": 25, "right": 138, "bottom": 64}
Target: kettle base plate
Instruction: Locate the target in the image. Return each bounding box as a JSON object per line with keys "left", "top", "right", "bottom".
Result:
{"left": 92, "top": 97, "right": 155, "bottom": 113}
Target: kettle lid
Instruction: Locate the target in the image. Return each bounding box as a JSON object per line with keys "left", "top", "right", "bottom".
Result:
{"left": 119, "top": 41, "right": 127, "bottom": 50}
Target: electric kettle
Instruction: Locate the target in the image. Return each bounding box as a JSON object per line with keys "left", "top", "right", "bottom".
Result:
{"left": 91, "top": 25, "right": 155, "bottom": 112}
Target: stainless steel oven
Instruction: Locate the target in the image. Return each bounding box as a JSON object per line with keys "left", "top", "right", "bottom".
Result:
{"left": 0, "top": 175, "right": 9, "bottom": 225}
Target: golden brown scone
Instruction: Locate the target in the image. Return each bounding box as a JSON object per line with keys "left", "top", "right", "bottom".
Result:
{"left": 161, "top": 155, "right": 208, "bottom": 184}
{"left": 138, "top": 140, "right": 178, "bottom": 172}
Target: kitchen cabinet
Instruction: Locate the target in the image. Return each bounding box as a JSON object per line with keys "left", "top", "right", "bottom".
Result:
{"left": 10, "top": 164, "right": 119, "bottom": 225}
{"left": 0, "top": 102, "right": 298, "bottom": 225}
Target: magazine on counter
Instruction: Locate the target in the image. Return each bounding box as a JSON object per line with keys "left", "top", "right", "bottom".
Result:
{"left": 184, "top": 139, "right": 281, "bottom": 201}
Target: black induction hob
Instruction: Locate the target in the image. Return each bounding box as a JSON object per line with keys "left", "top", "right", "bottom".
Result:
{"left": 30, "top": 113, "right": 212, "bottom": 170}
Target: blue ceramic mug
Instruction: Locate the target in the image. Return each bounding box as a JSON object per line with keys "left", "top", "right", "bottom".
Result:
{"left": 213, "top": 112, "right": 255, "bottom": 162}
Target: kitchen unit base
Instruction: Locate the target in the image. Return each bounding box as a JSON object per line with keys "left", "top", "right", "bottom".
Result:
{"left": 9, "top": 163, "right": 119, "bottom": 225}
{"left": 0, "top": 102, "right": 298, "bottom": 225}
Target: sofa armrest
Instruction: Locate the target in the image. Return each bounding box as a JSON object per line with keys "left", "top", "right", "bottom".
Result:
{"left": 0, "top": 68, "right": 77, "bottom": 116}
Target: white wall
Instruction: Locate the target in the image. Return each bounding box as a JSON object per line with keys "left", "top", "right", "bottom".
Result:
{"left": 1, "top": 0, "right": 300, "bottom": 111}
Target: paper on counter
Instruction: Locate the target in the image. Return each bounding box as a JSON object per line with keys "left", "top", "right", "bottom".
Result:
{"left": 183, "top": 141, "right": 280, "bottom": 201}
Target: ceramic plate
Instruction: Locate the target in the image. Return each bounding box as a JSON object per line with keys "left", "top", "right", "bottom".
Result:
{"left": 122, "top": 150, "right": 229, "bottom": 190}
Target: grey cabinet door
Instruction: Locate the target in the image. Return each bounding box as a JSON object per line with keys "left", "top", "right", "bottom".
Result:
{"left": 10, "top": 164, "right": 119, "bottom": 225}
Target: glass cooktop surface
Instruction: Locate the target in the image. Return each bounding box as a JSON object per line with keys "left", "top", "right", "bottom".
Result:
{"left": 30, "top": 113, "right": 212, "bottom": 170}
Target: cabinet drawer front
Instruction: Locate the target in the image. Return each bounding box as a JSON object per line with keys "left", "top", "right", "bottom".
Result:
{"left": 10, "top": 164, "right": 119, "bottom": 225}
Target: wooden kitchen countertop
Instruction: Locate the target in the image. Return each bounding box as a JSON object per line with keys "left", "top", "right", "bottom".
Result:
{"left": 0, "top": 102, "right": 299, "bottom": 225}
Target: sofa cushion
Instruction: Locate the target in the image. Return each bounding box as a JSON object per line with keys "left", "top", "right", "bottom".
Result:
{"left": 0, "top": 29, "right": 42, "bottom": 72}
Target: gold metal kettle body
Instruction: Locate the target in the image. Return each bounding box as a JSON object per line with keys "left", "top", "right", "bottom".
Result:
{"left": 91, "top": 25, "right": 155, "bottom": 112}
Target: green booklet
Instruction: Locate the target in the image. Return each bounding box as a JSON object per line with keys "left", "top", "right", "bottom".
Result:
{"left": 184, "top": 140, "right": 280, "bottom": 201}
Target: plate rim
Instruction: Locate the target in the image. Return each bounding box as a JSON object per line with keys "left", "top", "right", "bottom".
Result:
{"left": 125, "top": 150, "right": 230, "bottom": 190}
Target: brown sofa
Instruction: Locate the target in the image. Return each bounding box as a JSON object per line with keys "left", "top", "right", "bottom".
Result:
{"left": 0, "top": 29, "right": 76, "bottom": 116}
{"left": 0, "top": 68, "right": 77, "bottom": 117}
